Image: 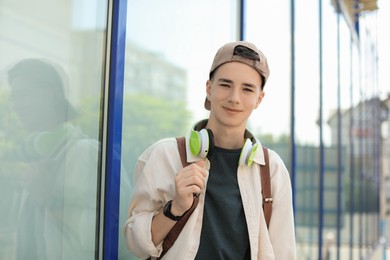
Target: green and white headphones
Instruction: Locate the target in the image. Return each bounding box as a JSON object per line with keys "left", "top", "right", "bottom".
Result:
{"left": 189, "top": 128, "right": 259, "bottom": 167}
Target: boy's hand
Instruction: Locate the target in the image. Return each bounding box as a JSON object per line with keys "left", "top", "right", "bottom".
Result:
{"left": 172, "top": 160, "right": 206, "bottom": 216}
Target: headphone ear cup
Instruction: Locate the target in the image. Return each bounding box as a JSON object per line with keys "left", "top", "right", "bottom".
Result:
{"left": 189, "top": 129, "right": 213, "bottom": 158}
{"left": 239, "top": 139, "right": 259, "bottom": 166}
{"left": 189, "top": 130, "right": 201, "bottom": 156}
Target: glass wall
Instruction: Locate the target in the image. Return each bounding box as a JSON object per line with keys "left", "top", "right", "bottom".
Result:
{"left": 0, "top": 0, "right": 107, "bottom": 259}
{"left": 245, "top": 0, "right": 292, "bottom": 166}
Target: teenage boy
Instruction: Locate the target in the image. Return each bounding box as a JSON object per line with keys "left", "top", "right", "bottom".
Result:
{"left": 125, "top": 41, "right": 296, "bottom": 259}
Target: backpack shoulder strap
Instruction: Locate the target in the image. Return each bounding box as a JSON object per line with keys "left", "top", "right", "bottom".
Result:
{"left": 159, "top": 137, "right": 198, "bottom": 259}
{"left": 176, "top": 136, "right": 190, "bottom": 167}
{"left": 260, "top": 147, "right": 272, "bottom": 229}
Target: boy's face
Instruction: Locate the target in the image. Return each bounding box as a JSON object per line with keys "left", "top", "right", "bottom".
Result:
{"left": 206, "top": 61, "right": 264, "bottom": 129}
{"left": 10, "top": 76, "right": 62, "bottom": 131}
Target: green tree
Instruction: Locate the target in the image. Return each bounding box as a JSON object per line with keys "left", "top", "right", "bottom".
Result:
{"left": 121, "top": 94, "right": 192, "bottom": 173}
{"left": 73, "top": 93, "right": 192, "bottom": 173}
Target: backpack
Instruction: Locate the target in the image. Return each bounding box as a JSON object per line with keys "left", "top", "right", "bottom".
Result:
{"left": 158, "top": 137, "right": 272, "bottom": 259}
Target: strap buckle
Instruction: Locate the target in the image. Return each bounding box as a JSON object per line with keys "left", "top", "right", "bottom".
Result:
{"left": 264, "top": 197, "right": 273, "bottom": 204}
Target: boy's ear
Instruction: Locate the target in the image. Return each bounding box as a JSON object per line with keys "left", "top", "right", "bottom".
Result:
{"left": 254, "top": 91, "right": 265, "bottom": 109}
{"left": 206, "top": 80, "right": 212, "bottom": 99}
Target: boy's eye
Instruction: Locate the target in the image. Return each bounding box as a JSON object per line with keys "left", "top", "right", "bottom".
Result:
{"left": 220, "top": 84, "right": 230, "bottom": 87}
{"left": 244, "top": 88, "right": 254, "bottom": 92}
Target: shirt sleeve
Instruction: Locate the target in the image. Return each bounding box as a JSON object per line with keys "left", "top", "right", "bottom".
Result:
{"left": 124, "top": 138, "right": 180, "bottom": 259}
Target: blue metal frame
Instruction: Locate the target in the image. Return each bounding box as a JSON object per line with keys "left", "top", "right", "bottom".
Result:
{"left": 104, "top": 0, "right": 128, "bottom": 259}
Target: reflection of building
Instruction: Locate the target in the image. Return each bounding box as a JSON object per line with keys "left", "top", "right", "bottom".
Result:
{"left": 330, "top": 0, "right": 378, "bottom": 40}
{"left": 286, "top": 94, "right": 390, "bottom": 231}
{"left": 382, "top": 95, "right": 390, "bottom": 212}
{"left": 124, "top": 42, "right": 187, "bottom": 102}
{"left": 327, "top": 94, "right": 390, "bottom": 212}
{"left": 327, "top": 96, "right": 388, "bottom": 181}
{"left": 327, "top": 97, "right": 388, "bottom": 156}
{"left": 0, "top": 4, "right": 106, "bottom": 106}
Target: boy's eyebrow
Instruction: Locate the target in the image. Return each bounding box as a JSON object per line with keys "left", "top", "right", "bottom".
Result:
{"left": 218, "top": 77, "right": 258, "bottom": 89}
{"left": 217, "top": 78, "right": 233, "bottom": 84}
{"left": 243, "top": 83, "right": 257, "bottom": 89}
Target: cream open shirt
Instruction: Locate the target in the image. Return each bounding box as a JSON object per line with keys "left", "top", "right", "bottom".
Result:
{"left": 125, "top": 130, "right": 296, "bottom": 260}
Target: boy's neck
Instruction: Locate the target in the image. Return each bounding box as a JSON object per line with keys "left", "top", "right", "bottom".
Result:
{"left": 205, "top": 121, "right": 246, "bottom": 149}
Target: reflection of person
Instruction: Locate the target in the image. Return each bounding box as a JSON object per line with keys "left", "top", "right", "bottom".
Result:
{"left": 5, "top": 58, "right": 99, "bottom": 260}
{"left": 125, "top": 41, "right": 296, "bottom": 259}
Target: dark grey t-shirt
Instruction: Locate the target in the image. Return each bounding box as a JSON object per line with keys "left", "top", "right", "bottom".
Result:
{"left": 195, "top": 146, "right": 251, "bottom": 260}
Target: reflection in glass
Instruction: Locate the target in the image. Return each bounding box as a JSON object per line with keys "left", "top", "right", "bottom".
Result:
{"left": 0, "top": 59, "right": 99, "bottom": 260}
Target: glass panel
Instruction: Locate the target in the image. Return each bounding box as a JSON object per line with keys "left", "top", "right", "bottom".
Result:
{"left": 120, "top": 0, "right": 239, "bottom": 259}
{"left": 294, "top": 0, "right": 321, "bottom": 258}
{"left": 321, "top": 2, "right": 341, "bottom": 257}
{"left": 244, "top": 0, "right": 296, "bottom": 252}
{"left": 245, "top": 0, "right": 292, "bottom": 170}
{"left": 338, "top": 13, "right": 356, "bottom": 258}
{"left": 0, "top": 0, "right": 107, "bottom": 259}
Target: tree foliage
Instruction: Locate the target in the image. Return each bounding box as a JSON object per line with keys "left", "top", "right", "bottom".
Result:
{"left": 121, "top": 94, "right": 191, "bottom": 172}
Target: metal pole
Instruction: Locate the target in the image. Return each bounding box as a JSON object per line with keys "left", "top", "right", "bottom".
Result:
{"left": 336, "top": 1, "right": 342, "bottom": 258}
{"left": 318, "top": 0, "right": 325, "bottom": 259}
{"left": 239, "top": 0, "right": 245, "bottom": 41}
{"left": 348, "top": 34, "right": 356, "bottom": 260}
{"left": 290, "top": 0, "right": 296, "bottom": 217}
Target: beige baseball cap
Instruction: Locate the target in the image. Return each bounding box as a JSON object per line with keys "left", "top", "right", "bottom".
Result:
{"left": 205, "top": 41, "right": 270, "bottom": 110}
